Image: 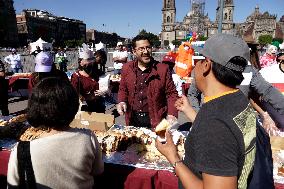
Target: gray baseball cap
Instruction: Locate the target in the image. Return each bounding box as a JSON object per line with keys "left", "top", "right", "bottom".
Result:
{"left": 200, "top": 33, "right": 250, "bottom": 72}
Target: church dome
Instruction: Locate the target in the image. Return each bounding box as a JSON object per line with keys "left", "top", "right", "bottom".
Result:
{"left": 187, "top": 11, "right": 193, "bottom": 17}
{"left": 246, "top": 6, "right": 260, "bottom": 22}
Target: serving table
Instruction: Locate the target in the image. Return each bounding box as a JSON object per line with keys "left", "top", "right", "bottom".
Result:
{"left": 0, "top": 150, "right": 178, "bottom": 189}
{"left": 6, "top": 73, "right": 30, "bottom": 96}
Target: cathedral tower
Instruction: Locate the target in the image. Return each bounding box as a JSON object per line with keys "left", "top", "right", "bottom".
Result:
{"left": 223, "top": 0, "right": 234, "bottom": 24}
{"left": 161, "top": 0, "right": 176, "bottom": 47}
{"left": 216, "top": 0, "right": 235, "bottom": 34}
{"left": 162, "top": 0, "right": 176, "bottom": 32}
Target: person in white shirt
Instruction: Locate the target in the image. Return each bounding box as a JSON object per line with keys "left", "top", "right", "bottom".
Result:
{"left": 259, "top": 52, "right": 284, "bottom": 83}
{"left": 4, "top": 48, "right": 23, "bottom": 73}
{"left": 112, "top": 42, "right": 128, "bottom": 75}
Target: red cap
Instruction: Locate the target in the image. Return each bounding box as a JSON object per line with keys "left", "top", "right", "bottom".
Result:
{"left": 162, "top": 55, "right": 175, "bottom": 64}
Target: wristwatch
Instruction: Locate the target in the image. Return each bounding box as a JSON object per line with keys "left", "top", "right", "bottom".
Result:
{"left": 172, "top": 159, "right": 183, "bottom": 176}
{"left": 172, "top": 159, "right": 183, "bottom": 168}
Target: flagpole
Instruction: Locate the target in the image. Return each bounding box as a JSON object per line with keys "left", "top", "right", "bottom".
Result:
{"left": 218, "top": 0, "right": 224, "bottom": 33}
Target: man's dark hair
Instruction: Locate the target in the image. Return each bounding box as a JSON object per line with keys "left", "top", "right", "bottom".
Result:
{"left": 212, "top": 56, "right": 247, "bottom": 88}
{"left": 27, "top": 77, "right": 79, "bottom": 129}
{"left": 95, "top": 50, "right": 107, "bottom": 64}
{"left": 277, "top": 52, "right": 284, "bottom": 63}
{"left": 132, "top": 35, "right": 152, "bottom": 48}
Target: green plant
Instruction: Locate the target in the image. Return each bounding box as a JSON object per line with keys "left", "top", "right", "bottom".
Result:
{"left": 138, "top": 29, "right": 160, "bottom": 48}
{"left": 258, "top": 35, "right": 273, "bottom": 46}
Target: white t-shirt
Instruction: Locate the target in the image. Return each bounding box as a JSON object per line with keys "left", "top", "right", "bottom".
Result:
{"left": 113, "top": 50, "right": 128, "bottom": 70}
{"left": 7, "top": 128, "right": 104, "bottom": 189}
{"left": 172, "top": 74, "right": 183, "bottom": 96}
{"left": 260, "top": 64, "right": 284, "bottom": 83}
{"left": 4, "top": 54, "right": 22, "bottom": 69}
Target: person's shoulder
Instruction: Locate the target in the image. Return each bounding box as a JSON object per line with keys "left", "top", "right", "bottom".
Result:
{"left": 155, "top": 60, "right": 169, "bottom": 71}
{"left": 71, "top": 71, "right": 80, "bottom": 78}
{"left": 123, "top": 61, "right": 135, "bottom": 69}
{"left": 50, "top": 128, "right": 95, "bottom": 142}
{"left": 70, "top": 127, "right": 92, "bottom": 135}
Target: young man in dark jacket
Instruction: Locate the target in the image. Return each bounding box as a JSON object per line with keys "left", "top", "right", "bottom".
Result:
{"left": 117, "top": 35, "right": 178, "bottom": 129}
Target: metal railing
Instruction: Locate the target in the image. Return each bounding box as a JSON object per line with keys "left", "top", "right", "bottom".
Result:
{"left": 0, "top": 51, "right": 168, "bottom": 73}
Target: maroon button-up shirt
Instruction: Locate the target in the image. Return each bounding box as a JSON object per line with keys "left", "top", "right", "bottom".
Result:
{"left": 132, "top": 63, "right": 151, "bottom": 112}
{"left": 118, "top": 59, "right": 179, "bottom": 128}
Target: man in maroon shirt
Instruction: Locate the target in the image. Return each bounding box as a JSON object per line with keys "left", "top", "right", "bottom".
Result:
{"left": 117, "top": 35, "right": 178, "bottom": 129}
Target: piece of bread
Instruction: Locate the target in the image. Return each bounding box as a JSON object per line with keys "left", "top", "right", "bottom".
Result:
{"left": 155, "top": 119, "right": 170, "bottom": 132}
{"left": 9, "top": 114, "right": 26, "bottom": 123}
{"left": 155, "top": 119, "right": 170, "bottom": 138}
{"left": 0, "top": 120, "right": 8, "bottom": 126}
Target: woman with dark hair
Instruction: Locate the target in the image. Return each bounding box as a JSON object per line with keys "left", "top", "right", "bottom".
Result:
{"left": 71, "top": 45, "right": 107, "bottom": 113}
{"left": 7, "top": 77, "right": 104, "bottom": 188}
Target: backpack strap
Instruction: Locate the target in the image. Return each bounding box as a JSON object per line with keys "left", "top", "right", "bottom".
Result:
{"left": 247, "top": 121, "right": 274, "bottom": 189}
{"left": 17, "top": 141, "right": 37, "bottom": 189}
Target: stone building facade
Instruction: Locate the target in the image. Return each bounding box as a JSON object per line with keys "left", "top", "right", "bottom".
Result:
{"left": 16, "top": 9, "right": 86, "bottom": 46}
{"left": 161, "top": 0, "right": 236, "bottom": 47}
{"left": 161, "top": 0, "right": 284, "bottom": 47}
{"left": 0, "top": 0, "right": 18, "bottom": 47}
{"left": 207, "top": 0, "right": 236, "bottom": 36}
{"left": 242, "top": 6, "right": 284, "bottom": 43}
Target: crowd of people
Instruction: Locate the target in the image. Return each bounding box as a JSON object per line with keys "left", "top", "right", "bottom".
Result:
{"left": 0, "top": 33, "right": 284, "bottom": 188}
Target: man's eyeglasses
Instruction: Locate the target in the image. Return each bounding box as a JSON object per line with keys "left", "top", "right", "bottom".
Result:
{"left": 136, "top": 46, "right": 152, "bottom": 52}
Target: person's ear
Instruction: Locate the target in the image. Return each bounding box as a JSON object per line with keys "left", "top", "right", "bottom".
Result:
{"left": 202, "top": 58, "right": 212, "bottom": 77}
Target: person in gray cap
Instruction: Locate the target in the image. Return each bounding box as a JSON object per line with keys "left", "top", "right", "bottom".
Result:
{"left": 156, "top": 34, "right": 256, "bottom": 189}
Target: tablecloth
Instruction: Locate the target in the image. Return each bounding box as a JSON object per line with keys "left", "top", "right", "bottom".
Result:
{"left": 272, "top": 83, "right": 284, "bottom": 94}
{"left": 7, "top": 76, "right": 29, "bottom": 92}
{"left": 0, "top": 151, "right": 10, "bottom": 176}
{"left": 1, "top": 150, "right": 283, "bottom": 189}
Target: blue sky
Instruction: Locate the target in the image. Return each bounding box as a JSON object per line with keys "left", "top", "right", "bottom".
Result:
{"left": 14, "top": 0, "right": 284, "bottom": 38}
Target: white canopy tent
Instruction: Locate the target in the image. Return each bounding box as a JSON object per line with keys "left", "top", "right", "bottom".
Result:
{"left": 95, "top": 41, "right": 105, "bottom": 51}
{"left": 29, "top": 38, "right": 52, "bottom": 53}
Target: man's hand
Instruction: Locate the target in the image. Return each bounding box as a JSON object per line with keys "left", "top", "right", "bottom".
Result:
{"left": 175, "top": 95, "right": 197, "bottom": 122}
{"left": 175, "top": 95, "right": 191, "bottom": 112}
{"left": 166, "top": 115, "right": 178, "bottom": 126}
{"left": 116, "top": 102, "right": 127, "bottom": 115}
{"left": 94, "top": 89, "right": 108, "bottom": 97}
{"left": 155, "top": 131, "right": 180, "bottom": 164}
